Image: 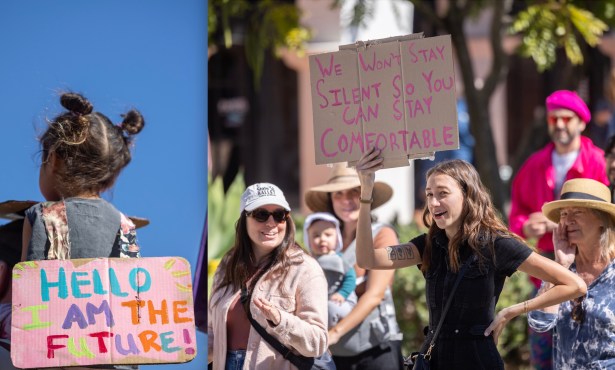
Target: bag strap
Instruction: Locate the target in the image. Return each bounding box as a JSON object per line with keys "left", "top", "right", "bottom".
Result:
{"left": 243, "top": 292, "right": 313, "bottom": 370}
{"left": 424, "top": 254, "right": 476, "bottom": 358}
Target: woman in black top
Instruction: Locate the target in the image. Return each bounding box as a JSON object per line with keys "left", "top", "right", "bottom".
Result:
{"left": 354, "top": 148, "right": 586, "bottom": 369}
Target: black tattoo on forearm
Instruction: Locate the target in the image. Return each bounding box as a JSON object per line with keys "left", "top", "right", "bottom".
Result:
{"left": 386, "top": 244, "right": 414, "bottom": 260}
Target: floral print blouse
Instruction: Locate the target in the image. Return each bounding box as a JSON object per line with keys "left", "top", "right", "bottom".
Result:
{"left": 528, "top": 260, "right": 615, "bottom": 369}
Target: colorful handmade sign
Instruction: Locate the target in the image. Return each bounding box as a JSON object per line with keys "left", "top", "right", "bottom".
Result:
{"left": 309, "top": 33, "right": 459, "bottom": 168}
{"left": 11, "top": 257, "right": 196, "bottom": 368}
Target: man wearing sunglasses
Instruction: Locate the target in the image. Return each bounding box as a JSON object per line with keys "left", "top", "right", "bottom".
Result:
{"left": 509, "top": 89, "right": 609, "bottom": 370}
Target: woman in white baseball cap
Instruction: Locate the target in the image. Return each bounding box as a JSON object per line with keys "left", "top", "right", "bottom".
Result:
{"left": 208, "top": 183, "right": 329, "bottom": 370}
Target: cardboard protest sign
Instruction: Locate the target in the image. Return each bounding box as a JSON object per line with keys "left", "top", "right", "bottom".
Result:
{"left": 11, "top": 257, "right": 196, "bottom": 368}
{"left": 309, "top": 34, "right": 459, "bottom": 168}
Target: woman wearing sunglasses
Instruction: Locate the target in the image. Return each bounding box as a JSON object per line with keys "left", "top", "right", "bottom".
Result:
{"left": 208, "top": 183, "right": 328, "bottom": 370}
{"left": 529, "top": 178, "right": 615, "bottom": 368}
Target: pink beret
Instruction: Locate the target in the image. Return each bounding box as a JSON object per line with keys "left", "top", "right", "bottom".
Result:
{"left": 546, "top": 90, "right": 591, "bottom": 123}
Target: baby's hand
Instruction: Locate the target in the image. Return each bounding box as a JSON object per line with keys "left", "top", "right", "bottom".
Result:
{"left": 330, "top": 293, "right": 345, "bottom": 304}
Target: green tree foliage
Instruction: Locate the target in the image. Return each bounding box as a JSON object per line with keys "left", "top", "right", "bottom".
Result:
{"left": 207, "top": 173, "right": 245, "bottom": 294}
{"left": 341, "top": 0, "right": 611, "bottom": 212}
{"left": 511, "top": 1, "right": 609, "bottom": 71}
{"left": 207, "top": 173, "right": 245, "bottom": 262}
{"left": 208, "top": 0, "right": 311, "bottom": 87}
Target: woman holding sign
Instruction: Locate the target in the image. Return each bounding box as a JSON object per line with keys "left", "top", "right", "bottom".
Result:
{"left": 208, "top": 183, "right": 328, "bottom": 370}
{"left": 304, "top": 164, "right": 404, "bottom": 370}
{"left": 353, "top": 148, "right": 586, "bottom": 369}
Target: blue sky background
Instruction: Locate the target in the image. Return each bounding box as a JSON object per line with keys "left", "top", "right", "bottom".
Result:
{"left": 0, "top": 1, "right": 207, "bottom": 369}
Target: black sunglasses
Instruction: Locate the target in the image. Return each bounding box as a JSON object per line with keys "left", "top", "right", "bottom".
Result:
{"left": 570, "top": 295, "right": 585, "bottom": 324}
{"left": 246, "top": 208, "right": 289, "bottom": 223}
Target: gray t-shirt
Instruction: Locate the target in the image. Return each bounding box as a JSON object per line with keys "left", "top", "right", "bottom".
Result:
{"left": 26, "top": 198, "right": 126, "bottom": 260}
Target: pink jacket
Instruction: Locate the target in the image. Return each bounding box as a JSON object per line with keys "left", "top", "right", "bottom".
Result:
{"left": 509, "top": 136, "right": 608, "bottom": 256}
{"left": 208, "top": 247, "right": 328, "bottom": 370}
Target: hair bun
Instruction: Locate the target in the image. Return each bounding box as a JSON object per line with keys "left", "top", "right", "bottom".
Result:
{"left": 60, "top": 92, "right": 93, "bottom": 115}
{"left": 120, "top": 110, "right": 145, "bottom": 135}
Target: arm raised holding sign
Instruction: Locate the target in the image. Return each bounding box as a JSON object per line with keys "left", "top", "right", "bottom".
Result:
{"left": 355, "top": 147, "right": 422, "bottom": 270}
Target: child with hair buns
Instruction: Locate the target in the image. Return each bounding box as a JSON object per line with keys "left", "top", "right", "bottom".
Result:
{"left": 22, "top": 92, "right": 145, "bottom": 262}
{"left": 18, "top": 92, "right": 145, "bottom": 370}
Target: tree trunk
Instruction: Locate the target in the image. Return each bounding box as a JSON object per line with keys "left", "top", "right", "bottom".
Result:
{"left": 445, "top": 9, "right": 507, "bottom": 212}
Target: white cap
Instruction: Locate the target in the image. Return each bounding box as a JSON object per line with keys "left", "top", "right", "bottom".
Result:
{"left": 240, "top": 183, "right": 291, "bottom": 212}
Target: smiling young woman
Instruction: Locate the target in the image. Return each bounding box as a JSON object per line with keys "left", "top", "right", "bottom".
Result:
{"left": 208, "top": 183, "right": 328, "bottom": 370}
{"left": 354, "top": 147, "right": 586, "bottom": 370}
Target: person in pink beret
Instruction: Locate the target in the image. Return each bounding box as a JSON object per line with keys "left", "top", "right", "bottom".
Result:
{"left": 508, "top": 90, "right": 609, "bottom": 369}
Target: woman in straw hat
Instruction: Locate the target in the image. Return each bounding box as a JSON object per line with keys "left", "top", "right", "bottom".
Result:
{"left": 208, "top": 183, "right": 329, "bottom": 370}
{"left": 528, "top": 178, "right": 615, "bottom": 368}
{"left": 354, "top": 148, "right": 586, "bottom": 370}
{"left": 305, "top": 164, "right": 404, "bottom": 369}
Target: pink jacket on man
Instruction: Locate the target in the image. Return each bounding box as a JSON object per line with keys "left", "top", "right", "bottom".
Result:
{"left": 208, "top": 246, "right": 328, "bottom": 370}
{"left": 509, "top": 136, "right": 608, "bottom": 256}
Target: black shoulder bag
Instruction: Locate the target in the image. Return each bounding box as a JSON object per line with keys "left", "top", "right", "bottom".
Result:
{"left": 404, "top": 254, "right": 477, "bottom": 370}
{"left": 243, "top": 287, "right": 336, "bottom": 370}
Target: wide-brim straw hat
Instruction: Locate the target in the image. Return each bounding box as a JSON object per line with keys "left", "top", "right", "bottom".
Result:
{"left": 0, "top": 199, "right": 150, "bottom": 229}
{"left": 305, "top": 163, "right": 393, "bottom": 212}
{"left": 542, "top": 178, "right": 615, "bottom": 223}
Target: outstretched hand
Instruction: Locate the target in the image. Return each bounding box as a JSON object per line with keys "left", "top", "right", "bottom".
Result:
{"left": 552, "top": 223, "right": 576, "bottom": 269}
{"left": 253, "top": 297, "right": 281, "bottom": 326}
{"left": 355, "top": 147, "right": 384, "bottom": 192}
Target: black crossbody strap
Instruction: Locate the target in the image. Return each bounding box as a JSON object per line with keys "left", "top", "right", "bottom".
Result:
{"left": 428, "top": 254, "right": 476, "bottom": 349}
{"left": 246, "top": 308, "right": 312, "bottom": 370}
{"left": 241, "top": 267, "right": 313, "bottom": 370}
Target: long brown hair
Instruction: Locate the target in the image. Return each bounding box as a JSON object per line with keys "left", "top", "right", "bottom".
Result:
{"left": 421, "top": 160, "right": 522, "bottom": 272}
{"left": 211, "top": 211, "right": 301, "bottom": 305}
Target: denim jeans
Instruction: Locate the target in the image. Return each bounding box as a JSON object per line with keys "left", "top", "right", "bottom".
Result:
{"left": 225, "top": 350, "right": 246, "bottom": 370}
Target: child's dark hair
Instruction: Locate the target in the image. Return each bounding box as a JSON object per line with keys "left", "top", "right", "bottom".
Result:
{"left": 40, "top": 92, "right": 145, "bottom": 197}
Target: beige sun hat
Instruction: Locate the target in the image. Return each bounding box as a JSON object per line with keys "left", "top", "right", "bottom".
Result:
{"left": 542, "top": 178, "right": 615, "bottom": 223}
{"left": 305, "top": 163, "right": 393, "bottom": 212}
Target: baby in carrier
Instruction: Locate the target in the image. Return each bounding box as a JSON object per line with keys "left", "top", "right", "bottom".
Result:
{"left": 304, "top": 212, "right": 357, "bottom": 328}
